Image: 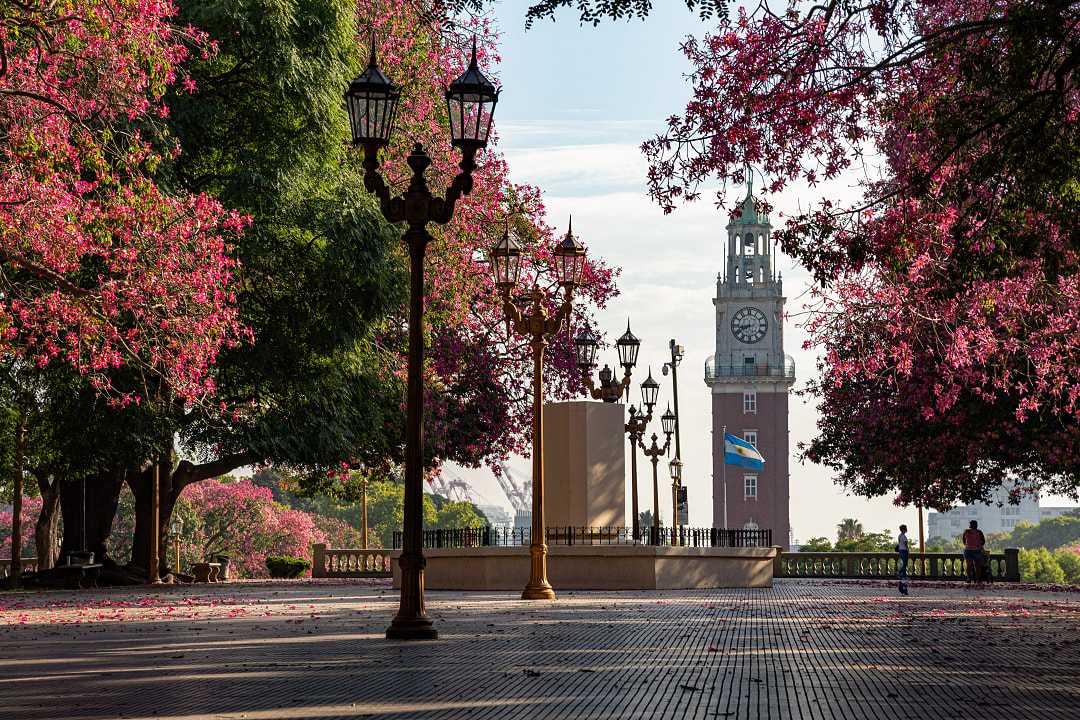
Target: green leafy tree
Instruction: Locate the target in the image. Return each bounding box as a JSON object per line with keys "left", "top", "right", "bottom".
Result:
{"left": 799, "top": 537, "right": 833, "bottom": 552}
{"left": 435, "top": 501, "right": 488, "bottom": 529}
{"left": 365, "top": 479, "right": 435, "bottom": 549}
{"left": 835, "top": 531, "right": 894, "bottom": 553}
{"left": 1018, "top": 548, "right": 1066, "bottom": 584}
{"left": 1052, "top": 550, "right": 1080, "bottom": 586}
{"left": 107, "top": 0, "right": 409, "bottom": 574}
{"left": 1009, "top": 516, "right": 1080, "bottom": 551}
{"left": 926, "top": 536, "right": 963, "bottom": 552}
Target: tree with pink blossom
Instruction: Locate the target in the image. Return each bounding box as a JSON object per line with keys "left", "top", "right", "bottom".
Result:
{"left": 0, "top": 0, "right": 247, "bottom": 405}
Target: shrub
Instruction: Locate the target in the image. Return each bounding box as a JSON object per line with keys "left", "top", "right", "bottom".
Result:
{"left": 265, "top": 555, "right": 311, "bottom": 579}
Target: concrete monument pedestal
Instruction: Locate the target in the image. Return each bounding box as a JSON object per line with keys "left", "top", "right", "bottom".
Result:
{"left": 542, "top": 400, "right": 625, "bottom": 528}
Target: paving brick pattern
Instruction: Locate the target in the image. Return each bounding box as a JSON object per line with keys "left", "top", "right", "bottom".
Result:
{"left": 1, "top": 580, "right": 1078, "bottom": 719}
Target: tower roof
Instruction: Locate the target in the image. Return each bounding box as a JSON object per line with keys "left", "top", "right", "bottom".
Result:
{"left": 727, "top": 169, "right": 769, "bottom": 228}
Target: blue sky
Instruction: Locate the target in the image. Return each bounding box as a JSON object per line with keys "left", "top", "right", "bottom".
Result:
{"left": 445, "top": 1, "right": 1076, "bottom": 540}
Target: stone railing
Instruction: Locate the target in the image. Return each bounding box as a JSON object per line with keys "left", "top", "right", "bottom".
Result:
{"left": 1, "top": 558, "right": 38, "bottom": 579}
{"left": 775, "top": 548, "right": 1020, "bottom": 582}
{"left": 311, "top": 544, "right": 392, "bottom": 578}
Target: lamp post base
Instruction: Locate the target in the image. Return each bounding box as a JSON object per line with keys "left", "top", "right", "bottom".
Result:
{"left": 385, "top": 616, "right": 439, "bottom": 640}
{"left": 522, "top": 582, "right": 556, "bottom": 600}
{"left": 522, "top": 544, "right": 556, "bottom": 600}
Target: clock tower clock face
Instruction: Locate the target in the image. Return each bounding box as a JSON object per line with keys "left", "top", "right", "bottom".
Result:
{"left": 731, "top": 306, "right": 768, "bottom": 344}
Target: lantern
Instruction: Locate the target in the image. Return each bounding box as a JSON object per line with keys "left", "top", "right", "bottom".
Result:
{"left": 445, "top": 38, "right": 500, "bottom": 150}
{"left": 640, "top": 370, "right": 660, "bottom": 413}
{"left": 573, "top": 328, "right": 599, "bottom": 370}
{"left": 345, "top": 38, "right": 401, "bottom": 147}
{"left": 661, "top": 405, "right": 676, "bottom": 437}
{"left": 615, "top": 321, "right": 640, "bottom": 370}
{"left": 554, "top": 217, "right": 586, "bottom": 287}
{"left": 490, "top": 230, "right": 522, "bottom": 291}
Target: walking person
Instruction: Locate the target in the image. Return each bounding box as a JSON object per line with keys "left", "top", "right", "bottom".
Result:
{"left": 962, "top": 520, "right": 986, "bottom": 584}
{"left": 896, "top": 524, "right": 910, "bottom": 595}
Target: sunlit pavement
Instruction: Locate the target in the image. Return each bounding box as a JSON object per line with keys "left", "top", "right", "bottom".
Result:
{"left": 1, "top": 579, "right": 1078, "bottom": 719}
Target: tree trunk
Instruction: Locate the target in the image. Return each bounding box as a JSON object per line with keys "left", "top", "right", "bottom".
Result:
{"left": 58, "top": 468, "right": 126, "bottom": 566}
{"left": 34, "top": 473, "right": 60, "bottom": 570}
{"left": 129, "top": 451, "right": 257, "bottom": 577}
{"left": 128, "top": 462, "right": 179, "bottom": 577}
{"left": 9, "top": 414, "right": 26, "bottom": 583}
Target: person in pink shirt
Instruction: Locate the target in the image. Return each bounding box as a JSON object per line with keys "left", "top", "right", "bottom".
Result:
{"left": 962, "top": 520, "right": 986, "bottom": 583}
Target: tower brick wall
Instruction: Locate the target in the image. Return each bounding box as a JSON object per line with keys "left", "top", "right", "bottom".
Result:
{"left": 711, "top": 390, "right": 790, "bottom": 548}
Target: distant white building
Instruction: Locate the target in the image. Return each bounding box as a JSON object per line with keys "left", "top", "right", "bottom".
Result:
{"left": 928, "top": 484, "right": 1076, "bottom": 539}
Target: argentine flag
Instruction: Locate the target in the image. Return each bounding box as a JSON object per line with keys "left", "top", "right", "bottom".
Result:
{"left": 725, "top": 433, "right": 765, "bottom": 470}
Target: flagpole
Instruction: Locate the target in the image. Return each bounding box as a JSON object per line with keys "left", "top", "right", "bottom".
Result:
{"left": 722, "top": 425, "right": 728, "bottom": 528}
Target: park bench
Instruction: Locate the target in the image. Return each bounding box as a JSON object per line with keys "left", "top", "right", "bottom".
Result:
{"left": 192, "top": 562, "right": 222, "bottom": 583}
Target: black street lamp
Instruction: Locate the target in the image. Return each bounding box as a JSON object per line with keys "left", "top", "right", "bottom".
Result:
{"left": 490, "top": 218, "right": 586, "bottom": 600}
{"left": 662, "top": 339, "right": 685, "bottom": 525}
{"left": 345, "top": 37, "right": 499, "bottom": 640}
{"left": 641, "top": 430, "right": 673, "bottom": 539}
{"left": 660, "top": 404, "right": 677, "bottom": 437}
{"left": 576, "top": 321, "right": 640, "bottom": 402}
{"left": 624, "top": 369, "right": 660, "bottom": 540}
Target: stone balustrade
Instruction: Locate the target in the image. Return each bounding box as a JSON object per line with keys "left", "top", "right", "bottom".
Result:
{"left": 311, "top": 544, "right": 392, "bottom": 578}
{"left": 1, "top": 558, "right": 38, "bottom": 579}
{"left": 774, "top": 548, "right": 1020, "bottom": 582}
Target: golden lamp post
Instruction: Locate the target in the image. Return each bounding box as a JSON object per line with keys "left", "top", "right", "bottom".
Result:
{"left": 344, "top": 38, "right": 500, "bottom": 640}
{"left": 669, "top": 457, "right": 684, "bottom": 534}
{"left": 359, "top": 474, "right": 369, "bottom": 550}
{"left": 489, "top": 222, "right": 587, "bottom": 600}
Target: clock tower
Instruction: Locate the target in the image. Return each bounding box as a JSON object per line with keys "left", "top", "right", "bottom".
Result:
{"left": 705, "top": 178, "right": 795, "bottom": 547}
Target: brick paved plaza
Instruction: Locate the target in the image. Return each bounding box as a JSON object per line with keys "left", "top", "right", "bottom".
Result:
{"left": 1, "top": 580, "right": 1078, "bottom": 719}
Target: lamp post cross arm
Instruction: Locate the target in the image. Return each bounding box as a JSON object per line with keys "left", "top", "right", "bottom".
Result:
{"left": 500, "top": 285, "right": 574, "bottom": 341}
{"left": 640, "top": 432, "right": 671, "bottom": 458}
{"left": 363, "top": 144, "right": 483, "bottom": 229}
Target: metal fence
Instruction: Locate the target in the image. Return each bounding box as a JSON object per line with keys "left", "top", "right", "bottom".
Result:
{"left": 392, "top": 526, "right": 773, "bottom": 549}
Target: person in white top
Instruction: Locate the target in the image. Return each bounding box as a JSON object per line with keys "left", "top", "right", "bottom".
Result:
{"left": 896, "top": 524, "right": 910, "bottom": 595}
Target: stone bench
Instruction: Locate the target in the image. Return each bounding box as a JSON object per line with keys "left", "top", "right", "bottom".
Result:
{"left": 192, "top": 562, "right": 222, "bottom": 583}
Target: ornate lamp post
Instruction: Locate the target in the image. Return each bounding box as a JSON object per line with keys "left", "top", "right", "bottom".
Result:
{"left": 574, "top": 322, "right": 640, "bottom": 401}
{"left": 170, "top": 516, "right": 183, "bottom": 575}
{"left": 345, "top": 38, "right": 499, "bottom": 640}
{"left": 641, "top": 409, "right": 674, "bottom": 539}
{"left": 149, "top": 463, "right": 162, "bottom": 584}
{"left": 662, "top": 339, "right": 685, "bottom": 523}
{"left": 359, "top": 474, "right": 370, "bottom": 551}
{"left": 490, "top": 219, "right": 587, "bottom": 600}
{"left": 669, "top": 457, "right": 683, "bottom": 530}
{"left": 624, "top": 370, "right": 659, "bottom": 540}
